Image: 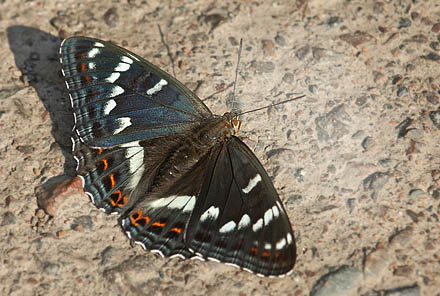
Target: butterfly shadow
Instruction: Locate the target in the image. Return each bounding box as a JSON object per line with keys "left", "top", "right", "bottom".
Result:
{"left": 7, "top": 26, "right": 78, "bottom": 215}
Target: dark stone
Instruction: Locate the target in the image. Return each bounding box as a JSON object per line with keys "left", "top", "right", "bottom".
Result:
{"left": 429, "top": 110, "right": 440, "bottom": 130}
{"left": 363, "top": 172, "right": 389, "bottom": 192}
{"left": 396, "top": 117, "right": 413, "bottom": 138}
{"left": 361, "top": 136, "right": 375, "bottom": 151}
{"left": 327, "top": 16, "right": 343, "bottom": 28}
{"left": 398, "top": 18, "right": 412, "bottom": 29}
{"left": 100, "top": 246, "right": 116, "bottom": 265}
{"left": 425, "top": 91, "right": 438, "bottom": 105}
{"left": 310, "top": 266, "right": 361, "bottom": 296}
{"left": 1, "top": 212, "right": 16, "bottom": 225}
{"left": 282, "top": 72, "right": 294, "bottom": 83}
{"left": 250, "top": 61, "right": 275, "bottom": 73}
{"left": 397, "top": 86, "right": 408, "bottom": 96}
{"left": 71, "top": 215, "right": 93, "bottom": 231}
{"left": 103, "top": 8, "right": 119, "bottom": 28}
{"left": 340, "top": 31, "right": 374, "bottom": 48}
{"left": 315, "top": 104, "right": 351, "bottom": 142}
{"left": 295, "top": 45, "right": 310, "bottom": 60}
{"left": 423, "top": 52, "right": 440, "bottom": 61}
{"left": 308, "top": 84, "right": 318, "bottom": 93}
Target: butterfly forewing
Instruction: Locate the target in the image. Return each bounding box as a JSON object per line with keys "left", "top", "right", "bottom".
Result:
{"left": 60, "top": 37, "right": 297, "bottom": 276}
{"left": 186, "top": 137, "right": 296, "bottom": 276}
{"left": 60, "top": 37, "right": 212, "bottom": 147}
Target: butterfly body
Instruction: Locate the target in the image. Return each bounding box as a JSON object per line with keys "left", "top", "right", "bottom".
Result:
{"left": 60, "top": 37, "right": 296, "bottom": 277}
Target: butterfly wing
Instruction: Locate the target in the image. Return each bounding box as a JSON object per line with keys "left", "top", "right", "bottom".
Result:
{"left": 60, "top": 37, "right": 211, "bottom": 213}
{"left": 185, "top": 136, "right": 296, "bottom": 276}
{"left": 60, "top": 36, "right": 212, "bottom": 147}
{"left": 119, "top": 136, "right": 296, "bottom": 276}
{"left": 119, "top": 150, "right": 212, "bottom": 259}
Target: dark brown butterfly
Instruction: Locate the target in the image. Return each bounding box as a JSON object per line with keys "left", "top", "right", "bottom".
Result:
{"left": 60, "top": 37, "right": 296, "bottom": 277}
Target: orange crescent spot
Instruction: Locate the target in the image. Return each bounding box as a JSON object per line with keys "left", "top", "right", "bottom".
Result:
{"left": 261, "top": 251, "right": 271, "bottom": 258}
{"left": 102, "top": 159, "right": 108, "bottom": 171}
{"left": 152, "top": 221, "right": 165, "bottom": 228}
{"left": 110, "top": 190, "right": 122, "bottom": 206}
{"left": 79, "top": 63, "right": 87, "bottom": 72}
{"left": 109, "top": 174, "right": 116, "bottom": 189}
{"left": 121, "top": 195, "right": 129, "bottom": 206}
{"left": 170, "top": 227, "right": 182, "bottom": 234}
{"left": 250, "top": 247, "right": 258, "bottom": 256}
{"left": 130, "top": 210, "right": 143, "bottom": 226}
{"left": 84, "top": 75, "right": 92, "bottom": 82}
{"left": 142, "top": 216, "right": 150, "bottom": 224}
{"left": 97, "top": 148, "right": 103, "bottom": 155}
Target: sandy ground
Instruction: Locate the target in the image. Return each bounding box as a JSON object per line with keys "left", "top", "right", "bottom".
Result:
{"left": 1, "top": 0, "right": 439, "bottom": 295}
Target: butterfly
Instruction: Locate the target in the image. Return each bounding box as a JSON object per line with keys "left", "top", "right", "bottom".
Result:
{"left": 59, "top": 36, "right": 296, "bottom": 277}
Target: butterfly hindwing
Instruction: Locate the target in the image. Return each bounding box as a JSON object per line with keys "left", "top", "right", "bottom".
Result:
{"left": 72, "top": 134, "right": 145, "bottom": 213}
{"left": 118, "top": 151, "right": 213, "bottom": 258}
{"left": 185, "top": 137, "right": 296, "bottom": 276}
{"left": 60, "top": 37, "right": 212, "bottom": 147}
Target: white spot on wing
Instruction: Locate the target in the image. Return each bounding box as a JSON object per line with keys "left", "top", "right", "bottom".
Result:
{"left": 264, "top": 242, "right": 272, "bottom": 250}
{"left": 148, "top": 195, "right": 195, "bottom": 213}
{"left": 87, "top": 47, "right": 101, "bottom": 58}
{"left": 108, "top": 85, "right": 124, "bottom": 98}
{"left": 191, "top": 256, "right": 205, "bottom": 261}
{"left": 94, "top": 42, "right": 104, "bottom": 48}
{"left": 219, "top": 221, "right": 237, "bottom": 233}
{"left": 105, "top": 72, "right": 120, "bottom": 83}
{"left": 200, "top": 206, "right": 219, "bottom": 222}
{"left": 170, "top": 253, "right": 185, "bottom": 260}
{"left": 151, "top": 249, "right": 165, "bottom": 258}
{"left": 167, "top": 195, "right": 195, "bottom": 212}
{"left": 135, "top": 241, "right": 146, "bottom": 250}
{"left": 242, "top": 174, "right": 262, "bottom": 194}
{"left": 252, "top": 218, "right": 263, "bottom": 232}
{"left": 113, "top": 117, "right": 131, "bottom": 134}
{"left": 276, "top": 237, "right": 287, "bottom": 250}
{"left": 146, "top": 79, "right": 168, "bottom": 96}
{"left": 264, "top": 208, "right": 274, "bottom": 225}
{"left": 286, "top": 233, "right": 293, "bottom": 245}
{"left": 122, "top": 141, "right": 144, "bottom": 190}
{"left": 207, "top": 257, "right": 220, "bottom": 263}
{"left": 182, "top": 196, "right": 196, "bottom": 213}
{"left": 103, "top": 100, "right": 116, "bottom": 115}
{"left": 272, "top": 205, "right": 280, "bottom": 218}
{"left": 88, "top": 62, "right": 96, "bottom": 70}
{"left": 237, "top": 214, "right": 251, "bottom": 229}
{"left": 121, "top": 56, "right": 134, "bottom": 64}
{"left": 114, "top": 62, "right": 131, "bottom": 72}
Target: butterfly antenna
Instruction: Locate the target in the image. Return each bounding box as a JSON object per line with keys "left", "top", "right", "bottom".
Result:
{"left": 231, "top": 39, "right": 243, "bottom": 113}
{"left": 238, "top": 95, "right": 305, "bottom": 116}
{"left": 157, "top": 24, "right": 176, "bottom": 77}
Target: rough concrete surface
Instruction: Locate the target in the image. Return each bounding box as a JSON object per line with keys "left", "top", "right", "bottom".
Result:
{"left": 1, "top": 0, "right": 439, "bottom": 295}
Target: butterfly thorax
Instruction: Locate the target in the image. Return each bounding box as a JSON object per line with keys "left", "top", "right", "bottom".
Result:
{"left": 196, "top": 112, "right": 238, "bottom": 144}
{"left": 130, "top": 113, "right": 235, "bottom": 204}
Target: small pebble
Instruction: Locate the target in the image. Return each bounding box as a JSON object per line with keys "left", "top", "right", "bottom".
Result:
{"left": 361, "top": 136, "right": 375, "bottom": 151}
{"left": 409, "top": 189, "right": 425, "bottom": 198}
{"left": 397, "top": 86, "right": 408, "bottom": 96}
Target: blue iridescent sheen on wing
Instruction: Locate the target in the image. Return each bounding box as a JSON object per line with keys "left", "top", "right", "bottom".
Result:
{"left": 60, "top": 37, "right": 212, "bottom": 147}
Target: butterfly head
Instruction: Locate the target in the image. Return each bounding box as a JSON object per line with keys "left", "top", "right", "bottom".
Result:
{"left": 223, "top": 112, "right": 242, "bottom": 136}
